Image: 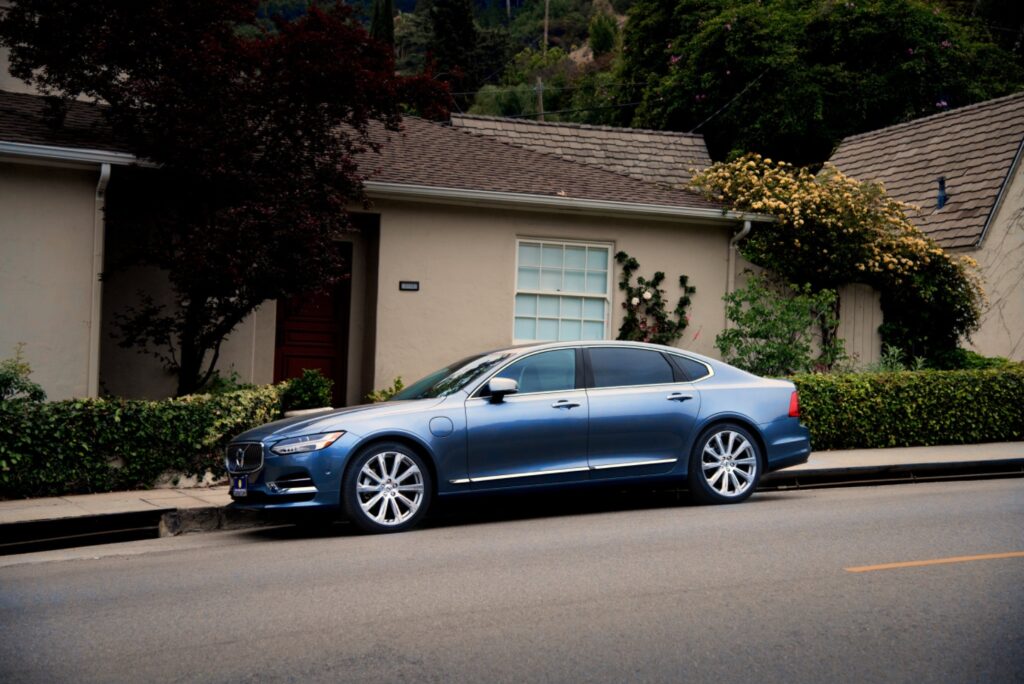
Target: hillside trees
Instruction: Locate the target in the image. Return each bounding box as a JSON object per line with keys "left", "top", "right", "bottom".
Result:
{"left": 620, "top": 0, "right": 1023, "bottom": 163}
{"left": 0, "top": 0, "right": 449, "bottom": 395}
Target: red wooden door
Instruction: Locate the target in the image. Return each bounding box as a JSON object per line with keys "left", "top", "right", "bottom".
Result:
{"left": 273, "top": 243, "right": 352, "bottom": 406}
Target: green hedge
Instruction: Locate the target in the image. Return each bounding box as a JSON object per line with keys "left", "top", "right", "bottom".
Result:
{"left": 0, "top": 386, "right": 283, "bottom": 498}
{"left": 794, "top": 368, "right": 1024, "bottom": 451}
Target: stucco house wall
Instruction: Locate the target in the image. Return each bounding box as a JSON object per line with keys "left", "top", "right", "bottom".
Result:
{"left": 967, "top": 163, "right": 1024, "bottom": 359}
{"left": 0, "top": 161, "right": 99, "bottom": 399}
{"left": 371, "top": 200, "right": 732, "bottom": 389}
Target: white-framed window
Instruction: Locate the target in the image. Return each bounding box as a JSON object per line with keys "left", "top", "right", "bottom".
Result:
{"left": 513, "top": 238, "right": 612, "bottom": 342}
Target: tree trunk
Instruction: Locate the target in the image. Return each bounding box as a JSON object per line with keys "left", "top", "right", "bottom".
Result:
{"left": 818, "top": 293, "right": 841, "bottom": 371}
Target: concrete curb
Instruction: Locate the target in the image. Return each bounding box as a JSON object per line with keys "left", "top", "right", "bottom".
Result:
{"left": 2, "top": 456, "right": 1021, "bottom": 555}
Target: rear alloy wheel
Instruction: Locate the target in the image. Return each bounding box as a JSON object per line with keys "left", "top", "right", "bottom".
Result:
{"left": 342, "top": 443, "right": 432, "bottom": 533}
{"left": 688, "top": 424, "right": 762, "bottom": 504}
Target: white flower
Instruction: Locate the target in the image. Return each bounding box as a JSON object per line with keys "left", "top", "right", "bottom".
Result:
{"left": 642, "top": 290, "right": 653, "bottom": 300}
{"left": 631, "top": 297, "right": 640, "bottom": 306}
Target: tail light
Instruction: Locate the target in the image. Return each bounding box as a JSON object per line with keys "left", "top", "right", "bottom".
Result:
{"left": 788, "top": 391, "right": 800, "bottom": 418}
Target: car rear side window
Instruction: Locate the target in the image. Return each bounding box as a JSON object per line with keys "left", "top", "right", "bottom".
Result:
{"left": 588, "top": 348, "right": 674, "bottom": 388}
{"left": 669, "top": 354, "right": 711, "bottom": 382}
{"left": 492, "top": 349, "right": 577, "bottom": 394}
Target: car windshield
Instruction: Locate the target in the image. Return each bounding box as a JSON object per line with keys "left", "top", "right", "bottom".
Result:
{"left": 389, "top": 352, "right": 515, "bottom": 400}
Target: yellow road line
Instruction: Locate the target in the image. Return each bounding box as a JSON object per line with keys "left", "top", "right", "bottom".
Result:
{"left": 846, "top": 551, "right": 1024, "bottom": 573}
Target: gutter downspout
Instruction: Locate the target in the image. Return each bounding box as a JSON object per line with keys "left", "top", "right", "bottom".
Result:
{"left": 87, "top": 163, "right": 111, "bottom": 398}
{"left": 726, "top": 220, "right": 752, "bottom": 329}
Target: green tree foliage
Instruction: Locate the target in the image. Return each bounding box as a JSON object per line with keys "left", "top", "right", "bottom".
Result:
{"left": 510, "top": 0, "right": 594, "bottom": 50}
{"left": 0, "top": 345, "right": 46, "bottom": 403}
{"left": 280, "top": 369, "right": 335, "bottom": 411}
{"left": 620, "top": 0, "right": 1023, "bottom": 163}
{"left": 370, "top": 0, "right": 396, "bottom": 45}
{"left": 588, "top": 12, "right": 617, "bottom": 56}
{"left": 469, "top": 46, "right": 576, "bottom": 116}
{"left": 716, "top": 274, "right": 845, "bottom": 377}
{"left": 614, "top": 252, "right": 696, "bottom": 346}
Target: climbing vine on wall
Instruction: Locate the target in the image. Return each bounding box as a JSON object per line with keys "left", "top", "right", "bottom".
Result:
{"left": 615, "top": 251, "right": 696, "bottom": 345}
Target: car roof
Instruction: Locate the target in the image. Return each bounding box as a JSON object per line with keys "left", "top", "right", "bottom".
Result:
{"left": 498, "top": 340, "right": 717, "bottom": 364}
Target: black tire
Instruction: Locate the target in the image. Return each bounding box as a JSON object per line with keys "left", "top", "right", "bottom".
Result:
{"left": 342, "top": 442, "right": 432, "bottom": 533}
{"left": 688, "top": 423, "right": 762, "bottom": 505}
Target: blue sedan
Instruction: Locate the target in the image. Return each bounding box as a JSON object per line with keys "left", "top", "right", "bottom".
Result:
{"left": 227, "top": 341, "right": 811, "bottom": 533}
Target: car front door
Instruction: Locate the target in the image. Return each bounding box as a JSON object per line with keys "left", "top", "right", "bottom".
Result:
{"left": 584, "top": 346, "right": 702, "bottom": 479}
{"left": 464, "top": 348, "right": 589, "bottom": 486}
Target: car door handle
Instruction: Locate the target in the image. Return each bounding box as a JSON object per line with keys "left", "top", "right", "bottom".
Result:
{"left": 551, "top": 400, "right": 581, "bottom": 409}
{"left": 667, "top": 393, "right": 694, "bottom": 402}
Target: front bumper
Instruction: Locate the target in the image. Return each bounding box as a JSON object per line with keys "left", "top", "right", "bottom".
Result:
{"left": 226, "top": 432, "right": 360, "bottom": 511}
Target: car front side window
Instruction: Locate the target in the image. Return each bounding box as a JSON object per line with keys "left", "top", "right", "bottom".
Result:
{"left": 491, "top": 349, "right": 577, "bottom": 395}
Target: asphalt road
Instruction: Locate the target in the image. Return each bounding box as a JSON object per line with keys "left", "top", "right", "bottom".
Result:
{"left": 1, "top": 478, "right": 1022, "bottom": 683}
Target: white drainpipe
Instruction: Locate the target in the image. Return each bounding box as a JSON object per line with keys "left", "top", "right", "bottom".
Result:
{"left": 87, "top": 162, "right": 111, "bottom": 398}
{"left": 725, "top": 219, "right": 752, "bottom": 329}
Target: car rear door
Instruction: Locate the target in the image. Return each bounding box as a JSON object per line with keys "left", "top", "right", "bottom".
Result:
{"left": 584, "top": 346, "right": 701, "bottom": 479}
{"left": 463, "top": 348, "right": 590, "bottom": 486}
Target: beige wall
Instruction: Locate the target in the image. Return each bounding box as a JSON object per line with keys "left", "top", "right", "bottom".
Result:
{"left": 370, "top": 200, "right": 734, "bottom": 389}
{"left": 100, "top": 263, "right": 280, "bottom": 399}
{"left": 0, "top": 160, "right": 99, "bottom": 399}
{"left": 968, "top": 163, "right": 1024, "bottom": 360}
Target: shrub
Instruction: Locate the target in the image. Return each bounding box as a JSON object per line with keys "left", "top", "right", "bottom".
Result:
{"left": 280, "top": 369, "right": 333, "bottom": 411}
{"left": 366, "top": 377, "right": 405, "bottom": 403}
{"left": 793, "top": 368, "right": 1024, "bottom": 450}
{"left": 716, "top": 273, "right": 845, "bottom": 377}
{"left": 0, "top": 344, "right": 46, "bottom": 402}
{"left": 0, "top": 385, "right": 283, "bottom": 498}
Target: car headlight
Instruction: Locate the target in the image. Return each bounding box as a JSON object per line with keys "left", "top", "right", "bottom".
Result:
{"left": 270, "top": 431, "right": 345, "bottom": 456}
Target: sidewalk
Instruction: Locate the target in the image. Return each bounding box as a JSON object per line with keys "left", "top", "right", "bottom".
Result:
{"left": 1, "top": 442, "right": 1022, "bottom": 554}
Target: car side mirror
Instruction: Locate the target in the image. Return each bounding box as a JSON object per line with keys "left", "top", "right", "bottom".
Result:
{"left": 487, "top": 378, "right": 518, "bottom": 403}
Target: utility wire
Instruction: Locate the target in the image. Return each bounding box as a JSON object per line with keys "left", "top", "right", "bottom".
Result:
{"left": 688, "top": 70, "right": 767, "bottom": 133}
{"left": 505, "top": 98, "right": 659, "bottom": 119}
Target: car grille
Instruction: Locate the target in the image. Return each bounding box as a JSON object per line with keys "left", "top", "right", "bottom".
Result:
{"left": 225, "top": 442, "right": 264, "bottom": 474}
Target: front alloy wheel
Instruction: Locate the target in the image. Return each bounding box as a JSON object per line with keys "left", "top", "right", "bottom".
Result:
{"left": 343, "top": 443, "right": 432, "bottom": 533}
{"left": 688, "top": 424, "right": 761, "bottom": 504}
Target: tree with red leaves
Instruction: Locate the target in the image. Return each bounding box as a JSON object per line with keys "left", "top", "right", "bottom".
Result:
{"left": 0, "top": 0, "right": 449, "bottom": 395}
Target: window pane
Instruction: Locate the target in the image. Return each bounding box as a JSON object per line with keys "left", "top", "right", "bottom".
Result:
{"left": 582, "top": 321, "right": 605, "bottom": 340}
{"left": 560, "top": 296, "right": 583, "bottom": 319}
{"left": 583, "top": 299, "right": 605, "bottom": 320}
{"left": 542, "top": 244, "right": 563, "bottom": 267}
{"left": 585, "top": 272, "right": 607, "bottom": 294}
{"left": 670, "top": 355, "right": 711, "bottom": 381}
{"left": 541, "top": 269, "right": 562, "bottom": 291}
{"left": 518, "top": 267, "right": 540, "bottom": 290}
{"left": 537, "top": 319, "right": 558, "bottom": 340}
{"left": 587, "top": 247, "right": 609, "bottom": 270}
{"left": 558, "top": 320, "right": 581, "bottom": 341}
{"left": 538, "top": 295, "right": 559, "bottom": 317}
{"left": 514, "top": 317, "right": 536, "bottom": 340}
{"left": 519, "top": 242, "right": 541, "bottom": 267}
{"left": 515, "top": 294, "right": 537, "bottom": 316}
{"left": 495, "top": 349, "right": 576, "bottom": 394}
{"left": 565, "top": 246, "right": 587, "bottom": 269}
{"left": 563, "top": 270, "right": 585, "bottom": 292}
{"left": 589, "top": 348, "right": 674, "bottom": 388}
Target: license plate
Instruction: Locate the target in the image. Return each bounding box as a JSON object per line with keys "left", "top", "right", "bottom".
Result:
{"left": 231, "top": 474, "right": 248, "bottom": 497}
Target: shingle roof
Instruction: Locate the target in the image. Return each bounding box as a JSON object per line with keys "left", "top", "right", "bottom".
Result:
{"left": 0, "top": 89, "right": 126, "bottom": 152}
{"left": 364, "top": 116, "right": 723, "bottom": 210}
{"left": 830, "top": 92, "right": 1024, "bottom": 249}
{"left": 450, "top": 114, "right": 712, "bottom": 189}
{"left": 0, "top": 89, "right": 724, "bottom": 214}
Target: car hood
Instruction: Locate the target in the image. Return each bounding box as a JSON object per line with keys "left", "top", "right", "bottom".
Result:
{"left": 231, "top": 398, "right": 446, "bottom": 443}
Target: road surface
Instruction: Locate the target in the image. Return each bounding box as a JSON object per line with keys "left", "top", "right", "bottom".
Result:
{"left": 1, "top": 478, "right": 1022, "bottom": 682}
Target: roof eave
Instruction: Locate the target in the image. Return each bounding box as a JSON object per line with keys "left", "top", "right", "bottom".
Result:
{"left": 364, "top": 181, "right": 769, "bottom": 224}
{"left": 975, "top": 136, "right": 1024, "bottom": 249}
{"left": 0, "top": 140, "right": 141, "bottom": 167}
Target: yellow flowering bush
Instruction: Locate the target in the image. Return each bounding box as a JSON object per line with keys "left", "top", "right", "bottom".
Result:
{"left": 691, "top": 154, "right": 984, "bottom": 364}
